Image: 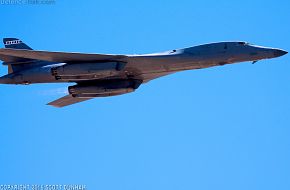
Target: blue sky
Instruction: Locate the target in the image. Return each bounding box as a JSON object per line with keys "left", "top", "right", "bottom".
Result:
{"left": 0, "top": 0, "right": 290, "bottom": 190}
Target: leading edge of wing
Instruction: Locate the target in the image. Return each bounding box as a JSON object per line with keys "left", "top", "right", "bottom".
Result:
{"left": 0, "top": 48, "right": 128, "bottom": 63}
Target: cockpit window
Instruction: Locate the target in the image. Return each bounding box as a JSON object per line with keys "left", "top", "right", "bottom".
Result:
{"left": 238, "top": 42, "right": 249, "bottom": 46}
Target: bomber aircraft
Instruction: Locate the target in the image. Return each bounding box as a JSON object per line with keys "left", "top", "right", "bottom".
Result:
{"left": 0, "top": 38, "right": 287, "bottom": 107}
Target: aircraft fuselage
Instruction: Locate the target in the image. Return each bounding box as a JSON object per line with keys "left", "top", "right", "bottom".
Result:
{"left": 0, "top": 39, "right": 287, "bottom": 107}
{"left": 0, "top": 41, "right": 286, "bottom": 85}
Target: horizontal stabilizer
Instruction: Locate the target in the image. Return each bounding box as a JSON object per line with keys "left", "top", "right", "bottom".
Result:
{"left": 0, "top": 48, "right": 127, "bottom": 63}
{"left": 47, "top": 95, "right": 92, "bottom": 108}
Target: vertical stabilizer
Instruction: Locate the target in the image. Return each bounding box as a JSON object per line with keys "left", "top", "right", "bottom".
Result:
{"left": 3, "top": 38, "right": 33, "bottom": 50}
{"left": 2, "top": 38, "right": 35, "bottom": 73}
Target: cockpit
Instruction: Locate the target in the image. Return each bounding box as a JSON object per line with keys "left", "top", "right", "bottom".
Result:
{"left": 237, "top": 41, "right": 250, "bottom": 46}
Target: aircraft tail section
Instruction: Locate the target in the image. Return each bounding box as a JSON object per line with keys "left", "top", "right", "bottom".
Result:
{"left": 3, "top": 38, "right": 33, "bottom": 50}
{"left": 1, "top": 38, "right": 37, "bottom": 74}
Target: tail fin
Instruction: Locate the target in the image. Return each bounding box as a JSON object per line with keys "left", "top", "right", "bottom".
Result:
{"left": 3, "top": 38, "right": 33, "bottom": 50}
{"left": 2, "top": 38, "right": 35, "bottom": 74}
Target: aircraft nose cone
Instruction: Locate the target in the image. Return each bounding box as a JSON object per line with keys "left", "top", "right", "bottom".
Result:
{"left": 273, "top": 49, "right": 288, "bottom": 57}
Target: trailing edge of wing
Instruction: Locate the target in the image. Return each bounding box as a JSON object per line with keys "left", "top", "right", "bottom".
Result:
{"left": 0, "top": 48, "right": 127, "bottom": 63}
{"left": 47, "top": 95, "right": 92, "bottom": 108}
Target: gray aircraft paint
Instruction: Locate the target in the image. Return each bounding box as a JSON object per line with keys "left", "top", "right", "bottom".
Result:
{"left": 0, "top": 39, "right": 287, "bottom": 107}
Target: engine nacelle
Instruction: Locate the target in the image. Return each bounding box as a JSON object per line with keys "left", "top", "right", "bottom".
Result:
{"left": 68, "top": 80, "right": 142, "bottom": 97}
{"left": 69, "top": 86, "right": 134, "bottom": 95}
{"left": 51, "top": 62, "right": 126, "bottom": 77}
{"left": 71, "top": 89, "right": 135, "bottom": 98}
